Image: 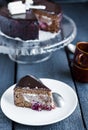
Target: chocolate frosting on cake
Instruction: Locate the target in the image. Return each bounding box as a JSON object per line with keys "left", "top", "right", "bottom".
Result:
{"left": 16, "top": 75, "right": 51, "bottom": 91}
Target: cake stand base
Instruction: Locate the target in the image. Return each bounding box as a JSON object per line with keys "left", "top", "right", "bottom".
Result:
{"left": 9, "top": 52, "right": 52, "bottom": 64}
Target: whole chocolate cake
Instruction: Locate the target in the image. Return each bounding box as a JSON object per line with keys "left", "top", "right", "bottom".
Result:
{"left": 0, "top": 1, "right": 39, "bottom": 40}
{"left": 14, "top": 75, "right": 55, "bottom": 111}
{"left": 0, "top": 0, "right": 62, "bottom": 40}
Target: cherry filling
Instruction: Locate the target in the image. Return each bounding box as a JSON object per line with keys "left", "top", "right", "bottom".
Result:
{"left": 32, "top": 103, "right": 42, "bottom": 111}
{"left": 39, "top": 22, "right": 48, "bottom": 30}
{"left": 32, "top": 102, "right": 53, "bottom": 111}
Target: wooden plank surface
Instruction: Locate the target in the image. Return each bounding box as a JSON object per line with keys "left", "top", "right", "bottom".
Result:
{"left": 64, "top": 3, "right": 88, "bottom": 130}
{"left": 0, "top": 54, "right": 15, "bottom": 130}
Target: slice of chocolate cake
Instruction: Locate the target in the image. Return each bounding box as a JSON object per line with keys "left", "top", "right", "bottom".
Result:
{"left": 14, "top": 75, "right": 55, "bottom": 111}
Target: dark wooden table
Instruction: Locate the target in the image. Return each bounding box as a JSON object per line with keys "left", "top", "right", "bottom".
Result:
{"left": 0, "top": 2, "right": 88, "bottom": 130}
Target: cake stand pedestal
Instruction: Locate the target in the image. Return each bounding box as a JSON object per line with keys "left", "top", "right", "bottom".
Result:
{"left": 0, "top": 15, "right": 77, "bottom": 64}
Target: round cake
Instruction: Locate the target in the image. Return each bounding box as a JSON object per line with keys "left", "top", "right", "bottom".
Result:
{"left": 0, "top": 1, "right": 39, "bottom": 40}
{"left": 0, "top": 0, "right": 62, "bottom": 40}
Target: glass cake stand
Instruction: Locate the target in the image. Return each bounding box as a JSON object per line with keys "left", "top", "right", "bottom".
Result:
{"left": 0, "top": 15, "right": 77, "bottom": 64}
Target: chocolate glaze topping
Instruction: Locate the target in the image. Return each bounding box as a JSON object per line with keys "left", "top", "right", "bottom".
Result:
{"left": 16, "top": 75, "right": 51, "bottom": 91}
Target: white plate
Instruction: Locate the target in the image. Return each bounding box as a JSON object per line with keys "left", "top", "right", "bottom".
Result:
{"left": 1, "top": 78, "right": 78, "bottom": 126}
